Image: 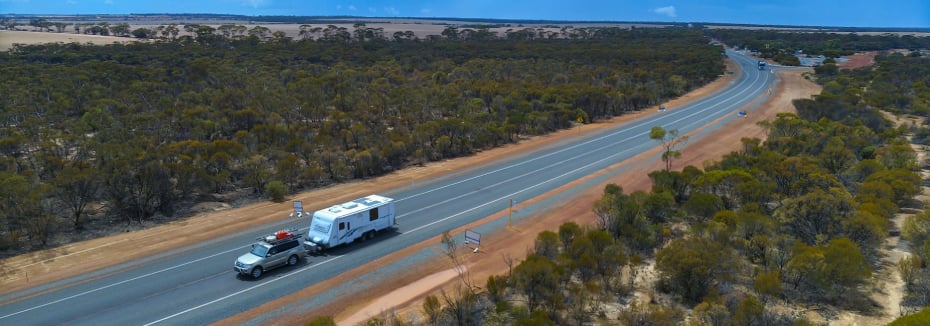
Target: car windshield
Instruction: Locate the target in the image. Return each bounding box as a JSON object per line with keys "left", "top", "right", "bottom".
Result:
{"left": 250, "top": 244, "right": 269, "bottom": 257}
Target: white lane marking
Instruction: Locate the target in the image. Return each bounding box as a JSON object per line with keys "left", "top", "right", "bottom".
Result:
{"left": 404, "top": 139, "right": 647, "bottom": 234}
{"left": 143, "top": 256, "right": 342, "bottom": 326}
{"left": 15, "top": 239, "right": 130, "bottom": 269}
{"left": 0, "top": 241, "right": 264, "bottom": 320}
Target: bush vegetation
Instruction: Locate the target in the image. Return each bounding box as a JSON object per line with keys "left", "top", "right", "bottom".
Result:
{"left": 0, "top": 26, "right": 725, "bottom": 255}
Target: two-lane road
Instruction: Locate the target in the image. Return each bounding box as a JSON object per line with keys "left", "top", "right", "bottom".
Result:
{"left": 0, "top": 50, "right": 777, "bottom": 325}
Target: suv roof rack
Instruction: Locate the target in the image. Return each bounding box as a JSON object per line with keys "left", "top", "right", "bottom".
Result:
{"left": 257, "top": 228, "right": 301, "bottom": 245}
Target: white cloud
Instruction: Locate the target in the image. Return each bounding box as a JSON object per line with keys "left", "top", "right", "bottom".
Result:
{"left": 384, "top": 6, "right": 398, "bottom": 16}
{"left": 420, "top": 8, "right": 431, "bottom": 14}
{"left": 104, "top": 0, "right": 112, "bottom": 4}
{"left": 67, "top": 0, "right": 77, "bottom": 4}
{"left": 348, "top": 5, "right": 356, "bottom": 11}
{"left": 242, "top": 0, "right": 268, "bottom": 8}
{"left": 368, "top": 6, "right": 375, "bottom": 13}
{"left": 652, "top": 5, "right": 677, "bottom": 18}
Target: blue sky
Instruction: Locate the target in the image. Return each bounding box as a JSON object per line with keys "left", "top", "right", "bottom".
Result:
{"left": 1, "top": 0, "right": 928, "bottom": 28}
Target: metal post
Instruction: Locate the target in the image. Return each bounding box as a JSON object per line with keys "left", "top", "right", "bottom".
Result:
{"left": 508, "top": 199, "right": 513, "bottom": 227}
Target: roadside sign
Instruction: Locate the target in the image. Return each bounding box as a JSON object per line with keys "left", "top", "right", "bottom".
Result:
{"left": 465, "top": 230, "right": 481, "bottom": 253}
{"left": 291, "top": 200, "right": 304, "bottom": 218}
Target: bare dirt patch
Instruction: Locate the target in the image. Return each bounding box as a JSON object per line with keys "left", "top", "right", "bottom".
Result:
{"left": 0, "top": 30, "right": 138, "bottom": 50}
{"left": 838, "top": 52, "right": 878, "bottom": 70}
{"left": 831, "top": 113, "right": 927, "bottom": 326}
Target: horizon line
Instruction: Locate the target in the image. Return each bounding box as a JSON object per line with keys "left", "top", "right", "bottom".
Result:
{"left": 1, "top": 13, "right": 928, "bottom": 31}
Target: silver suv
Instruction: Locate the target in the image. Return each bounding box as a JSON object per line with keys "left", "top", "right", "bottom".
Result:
{"left": 234, "top": 230, "right": 305, "bottom": 279}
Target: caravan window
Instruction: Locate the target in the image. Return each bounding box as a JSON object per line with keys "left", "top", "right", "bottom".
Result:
{"left": 339, "top": 222, "right": 345, "bottom": 230}
{"left": 369, "top": 207, "right": 379, "bottom": 221}
{"left": 311, "top": 222, "right": 330, "bottom": 234}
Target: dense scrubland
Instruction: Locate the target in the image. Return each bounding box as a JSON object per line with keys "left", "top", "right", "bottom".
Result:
{"left": 0, "top": 26, "right": 724, "bottom": 255}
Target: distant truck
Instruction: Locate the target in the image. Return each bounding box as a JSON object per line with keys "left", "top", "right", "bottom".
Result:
{"left": 758, "top": 60, "right": 767, "bottom": 70}
{"left": 303, "top": 194, "right": 396, "bottom": 254}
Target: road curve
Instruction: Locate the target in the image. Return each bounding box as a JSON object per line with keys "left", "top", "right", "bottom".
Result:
{"left": 0, "top": 50, "right": 775, "bottom": 325}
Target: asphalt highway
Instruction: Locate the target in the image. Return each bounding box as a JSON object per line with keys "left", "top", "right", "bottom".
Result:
{"left": 0, "top": 50, "right": 777, "bottom": 325}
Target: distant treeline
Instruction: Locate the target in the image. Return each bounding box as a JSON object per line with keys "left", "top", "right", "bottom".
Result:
{"left": 0, "top": 13, "right": 692, "bottom": 27}
{"left": 706, "top": 29, "right": 930, "bottom": 58}
{"left": 0, "top": 27, "right": 723, "bottom": 254}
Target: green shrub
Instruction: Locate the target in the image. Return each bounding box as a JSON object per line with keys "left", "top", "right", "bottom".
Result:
{"left": 304, "top": 316, "right": 336, "bottom": 326}
{"left": 264, "top": 180, "right": 287, "bottom": 202}
{"left": 889, "top": 308, "right": 930, "bottom": 326}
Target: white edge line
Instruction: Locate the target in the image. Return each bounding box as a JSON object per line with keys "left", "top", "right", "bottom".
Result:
{"left": 143, "top": 256, "right": 341, "bottom": 326}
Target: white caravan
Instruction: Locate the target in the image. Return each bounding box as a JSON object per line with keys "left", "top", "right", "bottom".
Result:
{"left": 303, "top": 194, "right": 395, "bottom": 254}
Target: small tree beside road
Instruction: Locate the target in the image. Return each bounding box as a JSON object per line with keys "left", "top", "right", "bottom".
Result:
{"left": 650, "top": 126, "right": 689, "bottom": 171}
